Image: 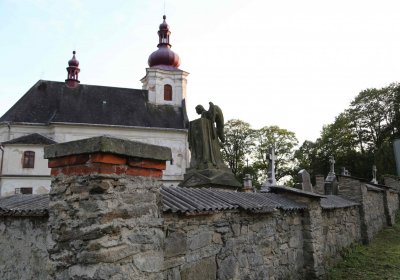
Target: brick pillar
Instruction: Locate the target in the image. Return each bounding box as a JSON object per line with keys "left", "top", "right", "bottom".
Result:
{"left": 44, "top": 136, "right": 171, "bottom": 280}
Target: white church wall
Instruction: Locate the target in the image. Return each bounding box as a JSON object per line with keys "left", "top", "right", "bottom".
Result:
{"left": 0, "top": 123, "right": 189, "bottom": 195}
{"left": 0, "top": 144, "right": 51, "bottom": 196}
{"left": 0, "top": 177, "right": 50, "bottom": 196}
{"left": 141, "top": 68, "right": 189, "bottom": 107}
{"left": 49, "top": 123, "right": 189, "bottom": 184}
{"left": 1, "top": 145, "right": 49, "bottom": 176}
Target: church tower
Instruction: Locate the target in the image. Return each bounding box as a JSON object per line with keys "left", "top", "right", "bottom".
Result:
{"left": 141, "top": 15, "right": 189, "bottom": 107}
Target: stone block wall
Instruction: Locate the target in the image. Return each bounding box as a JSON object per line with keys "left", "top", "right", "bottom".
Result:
{"left": 338, "top": 176, "right": 363, "bottom": 202}
{"left": 383, "top": 175, "right": 400, "bottom": 191}
{"left": 321, "top": 207, "right": 361, "bottom": 267}
{"left": 163, "top": 210, "right": 304, "bottom": 280}
{"left": 360, "top": 186, "right": 386, "bottom": 243}
{"left": 0, "top": 216, "right": 48, "bottom": 280}
{"left": 44, "top": 136, "right": 171, "bottom": 279}
{"left": 1, "top": 136, "right": 399, "bottom": 280}
{"left": 384, "top": 190, "right": 399, "bottom": 226}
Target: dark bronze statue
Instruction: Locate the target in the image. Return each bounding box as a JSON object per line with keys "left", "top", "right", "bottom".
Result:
{"left": 181, "top": 102, "right": 241, "bottom": 189}
{"left": 188, "top": 102, "right": 226, "bottom": 170}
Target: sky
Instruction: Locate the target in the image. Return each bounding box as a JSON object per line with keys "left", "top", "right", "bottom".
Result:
{"left": 1, "top": 0, "right": 400, "bottom": 144}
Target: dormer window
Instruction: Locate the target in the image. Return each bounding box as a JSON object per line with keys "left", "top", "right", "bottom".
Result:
{"left": 164, "top": 84, "right": 172, "bottom": 101}
{"left": 23, "top": 151, "right": 35, "bottom": 168}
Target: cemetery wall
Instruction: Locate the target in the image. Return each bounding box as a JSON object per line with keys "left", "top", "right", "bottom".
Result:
{"left": 384, "top": 190, "right": 399, "bottom": 226}
{"left": 320, "top": 207, "right": 361, "bottom": 267}
{"left": 0, "top": 216, "right": 48, "bottom": 280}
{"left": 360, "top": 186, "right": 386, "bottom": 243}
{"left": 383, "top": 175, "right": 400, "bottom": 191}
{"left": 163, "top": 210, "right": 305, "bottom": 280}
{"left": 1, "top": 137, "right": 399, "bottom": 279}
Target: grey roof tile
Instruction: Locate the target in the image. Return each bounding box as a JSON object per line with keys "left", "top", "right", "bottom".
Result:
{"left": 0, "top": 187, "right": 309, "bottom": 216}
{"left": 321, "top": 195, "right": 359, "bottom": 209}
{"left": 2, "top": 133, "right": 56, "bottom": 145}
{"left": 0, "top": 80, "right": 188, "bottom": 130}
{"left": 0, "top": 194, "right": 49, "bottom": 216}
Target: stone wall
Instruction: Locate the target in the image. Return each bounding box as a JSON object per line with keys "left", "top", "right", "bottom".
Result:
{"left": 0, "top": 216, "right": 48, "bottom": 280}
{"left": 384, "top": 190, "right": 399, "bottom": 226}
{"left": 360, "top": 186, "right": 386, "bottom": 243}
{"left": 337, "top": 176, "right": 363, "bottom": 202}
{"left": 44, "top": 137, "right": 171, "bottom": 280}
{"left": 1, "top": 137, "right": 399, "bottom": 280}
{"left": 163, "top": 210, "right": 305, "bottom": 280}
{"left": 321, "top": 207, "right": 361, "bottom": 267}
{"left": 383, "top": 175, "right": 400, "bottom": 191}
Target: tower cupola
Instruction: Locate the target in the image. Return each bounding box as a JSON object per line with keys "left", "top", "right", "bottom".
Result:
{"left": 148, "top": 15, "right": 180, "bottom": 69}
{"left": 65, "top": 51, "right": 80, "bottom": 88}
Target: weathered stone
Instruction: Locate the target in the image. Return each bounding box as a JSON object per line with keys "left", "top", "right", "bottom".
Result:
{"left": 133, "top": 252, "right": 164, "bottom": 272}
{"left": 188, "top": 230, "right": 213, "bottom": 250}
{"left": 165, "top": 231, "right": 187, "bottom": 257}
{"left": 181, "top": 256, "right": 217, "bottom": 280}
{"left": 44, "top": 136, "right": 172, "bottom": 162}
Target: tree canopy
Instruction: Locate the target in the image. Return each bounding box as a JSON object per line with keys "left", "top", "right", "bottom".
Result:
{"left": 221, "top": 83, "right": 400, "bottom": 186}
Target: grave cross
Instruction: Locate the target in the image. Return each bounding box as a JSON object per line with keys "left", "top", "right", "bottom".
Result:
{"left": 329, "top": 156, "right": 335, "bottom": 175}
{"left": 371, "top": 165, "right": 378, "bottom": 184}
{"left": 265, "top": 146, "right": 277, "bottom": 187}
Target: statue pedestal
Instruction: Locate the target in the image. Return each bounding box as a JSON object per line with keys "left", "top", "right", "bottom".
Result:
{"left": 180, "top": 168, "right": 241, "bottom": 189}
{"left": 181, "top": 118, "right": 241, "bottom": 189}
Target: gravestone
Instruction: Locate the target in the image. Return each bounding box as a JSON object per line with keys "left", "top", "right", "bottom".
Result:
{"left": 243, "top": 174, "right": 253, "bottom": 192}
{"left": 341, "top": 167, "right": 350, "bottom": 176}
{"left": 324, "top": 156, "right": 339, "bottom": 195}
{"left": 370, "top": 165, "right": 378, "bottom": 184}
{"left": 261, "top": 146, "right": 278, "bottom": 192}
{"left": 298, "top": 169, "right": 313, "bottom": 192}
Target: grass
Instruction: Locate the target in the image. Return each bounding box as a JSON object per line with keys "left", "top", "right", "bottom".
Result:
{"left": 328, "top": 214, "right": 400, "bottom": 280}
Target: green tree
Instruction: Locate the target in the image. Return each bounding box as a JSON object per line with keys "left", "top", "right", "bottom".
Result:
{"left": 253, "top": 125, "right": 298, "bottom": 183}
{"left": 294, "top": 83, "right": 400, "bottom": 182}
{"left": 221, "top": 119, "right": 255, "bottom": 179}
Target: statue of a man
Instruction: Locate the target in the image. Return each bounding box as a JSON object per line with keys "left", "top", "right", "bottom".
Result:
{"left": 188, "top": 102, "right": 226, "bottom": 170}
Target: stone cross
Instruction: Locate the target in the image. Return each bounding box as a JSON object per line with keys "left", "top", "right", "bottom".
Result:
{"left": 341, "top": 167, "right": 350, "bottom": 176}
{"left": 371, "top": 165, "right": 378, "bottom": 184}
{"left": 329, "top": 156, "right": 335, "bottom": 175}
{"left": 264, "top": 146, "right": 277, "bottom": 187}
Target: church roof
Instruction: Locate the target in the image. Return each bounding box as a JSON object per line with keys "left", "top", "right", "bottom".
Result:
{"left": 2, "top": 133, "right": 57, "bottom": 145}
{"left": 0, "top": 80, "right": 188, "bottom": 130}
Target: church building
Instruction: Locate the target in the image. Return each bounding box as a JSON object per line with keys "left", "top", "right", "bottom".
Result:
{"left": 0, "top": 16, "right": 189, "bottom": 196}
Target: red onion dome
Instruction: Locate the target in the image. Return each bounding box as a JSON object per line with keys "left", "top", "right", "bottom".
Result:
{"left": 68, "top": 51, "right": 79, "bottom": 67}
{"left": 148, "top": 47, "right": 180, "bottom": 68}
{"left": 147, "top": 15, "right": 181, "bottom": 69}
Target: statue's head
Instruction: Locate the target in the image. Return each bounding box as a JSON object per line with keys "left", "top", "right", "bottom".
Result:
{"left": 195, "top": 105, "right": 205, "bottom": 114}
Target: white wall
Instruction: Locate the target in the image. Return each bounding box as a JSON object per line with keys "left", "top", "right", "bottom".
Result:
{"left": 0, "top": 122, "right": 189, "bottom": 196}
{"left": 141, "top": 68, "right": 189, "bottom": 107}
{"left": 0, "top": 144, "right": 51, "bottom": 196}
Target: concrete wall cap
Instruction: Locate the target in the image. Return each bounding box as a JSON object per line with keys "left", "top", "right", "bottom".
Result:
{"left": 269, "top": 186, "right": 326, "bottom": 199}
{"left": 44, "top": 136, "right": 172, "bottom": 161}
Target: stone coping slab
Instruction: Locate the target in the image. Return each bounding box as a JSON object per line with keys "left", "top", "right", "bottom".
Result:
{"left": 44, "top": 135, "right": 172, "bottom": 161}
{"left": 269, "top": 186, "right": 326, "bottom": 199}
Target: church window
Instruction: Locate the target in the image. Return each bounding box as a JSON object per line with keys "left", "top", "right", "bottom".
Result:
{"left": 164, "top": 84, "right": 172, "bottom": 101}
{"left": 23, "top": 151, "right": 35, "bottom": 168}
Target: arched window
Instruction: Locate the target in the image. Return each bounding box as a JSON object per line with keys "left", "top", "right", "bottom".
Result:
{"left": 164, "top": 84, "right": 172, "bottom": 101}
{"left": 23, "top": 151, "right": 35, "bottom": 168}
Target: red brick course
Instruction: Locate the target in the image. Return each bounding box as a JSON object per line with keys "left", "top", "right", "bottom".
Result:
{"left": 48, "top": 152, "right": 166, "bottom": 178}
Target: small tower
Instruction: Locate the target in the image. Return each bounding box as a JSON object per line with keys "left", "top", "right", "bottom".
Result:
{"left": 65, "top": 51, "right": 80, "bottom": 88}
{"left": 141, "top": 15, "right": 189, "bottom": 107}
